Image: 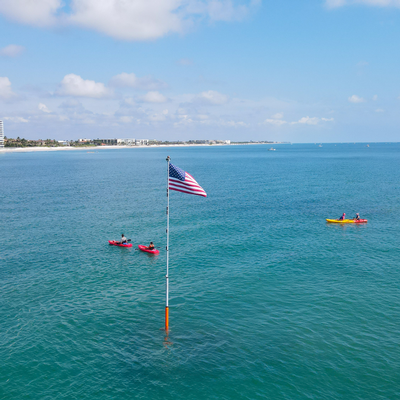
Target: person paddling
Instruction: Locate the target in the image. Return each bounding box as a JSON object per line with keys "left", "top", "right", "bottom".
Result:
{"left": 338, "top": 213, "right": 346, "bottom": 221}
{"left": 118, "top": 234, "right": 128, "bottom": 244}
{"left": 354, "top": 213, "right": 360, "bottom": 221}
{"left": 148, "top": 242, "right": 155, "bottom": 250}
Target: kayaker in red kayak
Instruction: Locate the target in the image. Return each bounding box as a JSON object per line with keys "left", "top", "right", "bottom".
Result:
{"left": 338, "top": 213, "right": 346, "bottom": 221}
{"left": 117, "top": 234, "right": 128, "bottom": 244}
{"left": 148, "top": 242, "right": 155, "bottom": 250}
{"left": 354, "top": 213, "right": 360, "bottom": 221}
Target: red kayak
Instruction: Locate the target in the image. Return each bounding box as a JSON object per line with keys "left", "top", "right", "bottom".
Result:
{"left": 326, "top": 219, "right": 368, "bottom": 224}
{"left": 108, "top": 240, "right": 132, "bottom": 248}
{"left": 138, "top": 245, "right": 159, "bottom": 255}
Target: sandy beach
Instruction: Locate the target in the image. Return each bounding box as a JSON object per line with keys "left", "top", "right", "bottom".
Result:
{"left": 0, "top": 142, "right": 268, "bottom": 153}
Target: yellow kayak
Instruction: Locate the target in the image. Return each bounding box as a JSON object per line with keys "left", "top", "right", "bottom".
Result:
{"left": 326, "top": 219, "right": 368, "bottom": 224}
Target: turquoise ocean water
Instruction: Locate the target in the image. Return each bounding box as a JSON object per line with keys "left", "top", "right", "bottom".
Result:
{"left": 1, "top": 144, "right": 399, "bottom": 399}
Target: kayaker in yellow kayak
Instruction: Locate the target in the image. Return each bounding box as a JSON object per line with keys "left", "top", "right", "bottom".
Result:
{"left": 338, "top": 213, "right": 346, "bottom": 221}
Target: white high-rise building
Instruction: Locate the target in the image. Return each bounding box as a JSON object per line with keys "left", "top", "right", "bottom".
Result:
{"left": 0, "top": 120, "right": 4, "bottom": 148}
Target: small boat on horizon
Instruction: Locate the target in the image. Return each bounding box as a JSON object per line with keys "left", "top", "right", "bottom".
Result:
{"left": 268, "top": 147, "right": 276, "bottom": 151}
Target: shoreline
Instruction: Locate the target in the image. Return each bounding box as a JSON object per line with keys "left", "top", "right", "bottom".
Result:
{"left": 0, "top": 142, "right": 274, "bottom": 153}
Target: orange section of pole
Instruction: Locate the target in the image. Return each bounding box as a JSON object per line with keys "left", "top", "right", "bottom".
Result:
{"left": 165, "top": 306, "right": 169, "bottom": 331}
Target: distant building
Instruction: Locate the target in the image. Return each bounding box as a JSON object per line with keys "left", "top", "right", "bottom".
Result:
{"left": 188, "top": 140, "right": 208, "bottom": 144}
{"left": 94, "top": 138, "right": 117, "bottom": 145}
{"left": 224, "top": 140, "right": 231, "bottom": 145}
{"left": 58, "top": 140, "right": 69, "bottom": 146}
{"left": 78, "top": 138, "right": 91, "bottom": 143}
{"left": 135, "top": 139, "right": 149, "bottom": 146}
{"left": 0, "top": 120, "right": 4, "bottom": 148}
{"left": 117, "top": 138, "right": 135, "bottom": 145}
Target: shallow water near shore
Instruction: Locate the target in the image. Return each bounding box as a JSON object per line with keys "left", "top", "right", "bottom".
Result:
{"left": 1, "top": 143, "right": 399, "bottom": 399}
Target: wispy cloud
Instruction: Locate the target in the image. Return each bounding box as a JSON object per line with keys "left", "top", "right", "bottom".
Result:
{"left": 326, "top": 0, "right": 400, "bottom": 8}
{"left": 194, "top": 90, "right": 229, "bottom": 105}
{"left": 264, "top": 118, "right": 287, "bottom": 126}
{"left": 264, "top": 114, "right": 334, "bottom": 126}
{"left": 3, "top": 116, "right": 29, "bottom": 123}
{"left": 109, "top": 72, "right": 167, "bottom": 90}
{"left": 295, "top": 116, "right": 334, "bottom": 125}
{"left": 348, "top": 95, "right": 365, "bottom": 103}
{"left": 0, "top": 44, "right": 25, "bottom": 57}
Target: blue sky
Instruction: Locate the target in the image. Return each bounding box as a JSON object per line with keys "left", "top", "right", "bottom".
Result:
{"left": 0, "top": 0, "right": 399, "bottom": 142}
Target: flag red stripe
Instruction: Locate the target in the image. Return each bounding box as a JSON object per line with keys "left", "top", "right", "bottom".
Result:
{"left": 169, "top": 182, "right": 206, "bottom": 194}
{"left": 169, "top": 179, "right": 203, "bottom": 190}
{"left": 170, "top": 187, "right": 207, "bottom": 197}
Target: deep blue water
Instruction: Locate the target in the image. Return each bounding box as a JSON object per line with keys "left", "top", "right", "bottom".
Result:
{"left": 1, "top": 143, "right": 399, "bottom": 399}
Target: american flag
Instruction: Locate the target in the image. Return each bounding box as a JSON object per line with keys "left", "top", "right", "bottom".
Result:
{"left": 169, "top": 163, "right": 207, "bottom": 197}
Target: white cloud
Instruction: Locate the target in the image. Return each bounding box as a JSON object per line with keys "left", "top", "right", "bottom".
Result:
{"left": 218, "top": 120, "right": 247, "bottom": 127}
{"left": 0, "top": 0, "right": 258, "bottom": 41}
{"left": 195, "top": 90, "right": 229, "bottom": 105}
{"left": 294, "top": 116, "right": 334, "bottom": 125}
{"left": 68, "top": 0, "right": 184, "bottom": 41}
{"left": 141, "top": 91, "right": 168, "bottom": 103}
{"left": 326, "top": 0, "right": 400, "bottom": 8}
{"left": 57, "top": 74, "right": 111, "bottom": 98}
{"left": 0, "top": 0, "right": 62, "bottom": 26}
{"left": 375, "top": 108, "right": 384, "bottom": 112}
{"left": 264, "top": 118, "right": 287, "bottom": 126}
{"left": 271, "top": 112, "right": 284, "bottom": 119}
{"left": 348, "top": 95, "right": 365, "bottom": 103}
{"left": 38, "top": 103, "right": 51, "bottom": 113}
{"left": 3, "top": 116, "right": 28, "bottom": 123}
{"left": 69, "top": 0, "right": 260, "bottom": 40}
{"left": 296, "top": 116, "right": 320, "bottom": 125}
{"left": 0, "top": 44, "right": 25, "bottom": 57}
{"left": 372, "top": 94, "right": 378, "bottom": 101}
{"left": 264, "top": 115, "right": 333, "bottom": 126}
{"left": 0, "top": 76, "right": 16, "bottom": 99}
{"left": 109, "top": 72, "right": 167, "bottom": 90}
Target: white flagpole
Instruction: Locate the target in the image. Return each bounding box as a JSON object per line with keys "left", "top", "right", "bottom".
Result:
{"left": 165, "top": 156, "right": 170, "bottom": 330}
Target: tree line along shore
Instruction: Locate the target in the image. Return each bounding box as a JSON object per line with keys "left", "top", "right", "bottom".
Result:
{"left": 3, "top": 137, "right": 277, "bottom": 148}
